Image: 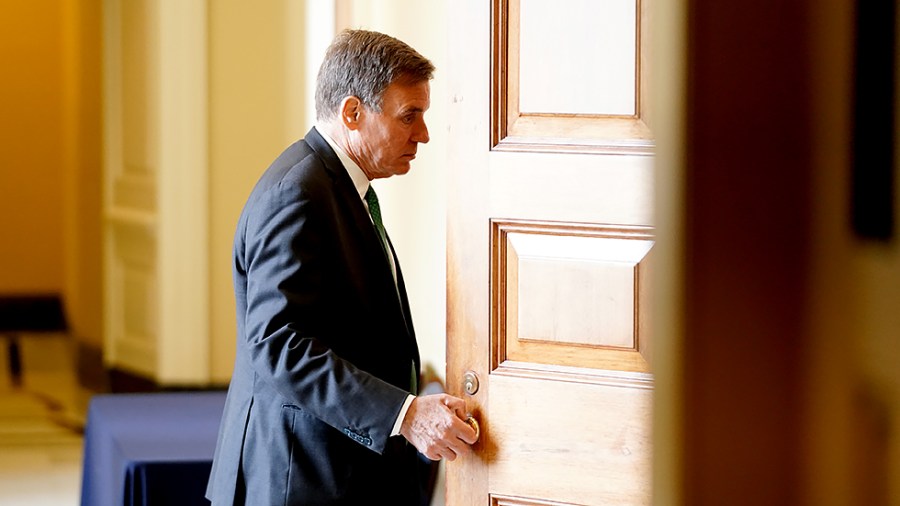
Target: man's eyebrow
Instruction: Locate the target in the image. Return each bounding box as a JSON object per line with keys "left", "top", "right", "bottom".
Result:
{"left": 400, "top": 105, "right": 426, "bottom": 114}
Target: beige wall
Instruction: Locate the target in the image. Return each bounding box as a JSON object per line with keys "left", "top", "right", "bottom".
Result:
{"left": 62, "top": 0, "right": 104, "bottom": 350}
{"left": 0, "top": 0, "right": 103, "bottom": 351}
{"left": 0, "top": 1, "right": 66, "bottom": 293}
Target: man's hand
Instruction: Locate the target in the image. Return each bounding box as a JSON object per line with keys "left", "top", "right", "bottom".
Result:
{"left": 399, "top": 394, "right": 478, "bottom": 461}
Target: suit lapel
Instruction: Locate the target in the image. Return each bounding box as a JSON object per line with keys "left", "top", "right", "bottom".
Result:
{"left": 305, "top": 128, "right": 385, "bottom": 259}
{"left": 304, "top": 128, "right": 414, "bottom": 340}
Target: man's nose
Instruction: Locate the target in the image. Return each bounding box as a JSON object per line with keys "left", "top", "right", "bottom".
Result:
{"left": 413, "top": 119, "right": 430, "bottom": 144}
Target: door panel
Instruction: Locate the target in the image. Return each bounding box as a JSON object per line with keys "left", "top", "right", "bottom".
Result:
{"left": 491, "top": 0, "right": 653, "bottom": 153}
{"left": 104, "top": 0, "right": 161, "bottom": 377}
{"left": 493, "top": 221, "right": 653, "bottom": 374}
{"left": 489, "top": 375, "right": 651, "bottom": 504}
{"left": 447, "top": 1, "right": 654, "bottom": 504}
{"left": 103, "top": 0, "right": 209, "bottom": 383}
{"left": 517, "top": 0, "right": 637, "bottom": 116}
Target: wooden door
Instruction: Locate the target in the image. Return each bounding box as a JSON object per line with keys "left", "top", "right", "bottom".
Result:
{"left": 446, "top": 1, "right": 654, "bottom": 504}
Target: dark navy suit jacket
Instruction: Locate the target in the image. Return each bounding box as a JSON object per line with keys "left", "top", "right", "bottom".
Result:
{"left": 206, "top": 128, "right": 423, "bottom": 505}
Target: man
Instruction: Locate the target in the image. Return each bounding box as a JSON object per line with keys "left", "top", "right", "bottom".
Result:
{"left": 206, "top": 30, "right": 477, "bottom": 505}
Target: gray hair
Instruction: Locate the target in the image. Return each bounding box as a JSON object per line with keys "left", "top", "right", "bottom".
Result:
{"left": 314, "top": 29, "right": 435, "bottom": 121}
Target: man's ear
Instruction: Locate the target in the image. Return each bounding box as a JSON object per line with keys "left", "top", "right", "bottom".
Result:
{"left": 340, "top": 97, "right": 362, "bottom": 130}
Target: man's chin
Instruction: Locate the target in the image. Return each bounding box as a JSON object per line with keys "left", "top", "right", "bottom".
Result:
{"left": 371, "top": 162, "right": 412, "bottom": 179}
{"left": 392, "top": 163, "right": 413, "bottom": 176}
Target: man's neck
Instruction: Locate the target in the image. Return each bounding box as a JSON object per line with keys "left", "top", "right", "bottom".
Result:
{"left": 315, "top": 123, "right": 371, "bottom": 197}
{"left": 316, "top": 120, "right": 374, "bottom": 181}
{"left": 316, "top": 120, "right": 347, "bottom": 150}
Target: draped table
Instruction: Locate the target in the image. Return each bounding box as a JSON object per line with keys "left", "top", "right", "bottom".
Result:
{"left": 79, "top": 391, "right": 226, "bottom": 506}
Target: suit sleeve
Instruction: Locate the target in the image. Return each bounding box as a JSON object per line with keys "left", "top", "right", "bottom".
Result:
{"left": 239, "top": 177, "right": 409, "bottom": 454}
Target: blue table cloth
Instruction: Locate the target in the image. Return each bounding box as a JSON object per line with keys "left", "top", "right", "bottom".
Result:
{"left": 79, "top": 391, "right": 226, "bottom": 506}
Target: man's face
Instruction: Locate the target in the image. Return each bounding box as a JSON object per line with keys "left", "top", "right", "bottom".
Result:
{"left": 347, "top": 79, "right": 431, "bottom": 180}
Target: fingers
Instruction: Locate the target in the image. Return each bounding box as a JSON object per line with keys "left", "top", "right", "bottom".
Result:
{"left": 427, "top": 440, "right": 462, "bottom": 462}
{"left": 424, "top": 423, "right": 472, "bottom": 461}
{"left": 419, "top": 417, "right": 473, "bottom": 461}
{"left": 440, "top": 395, "right": 478, "bottom": 445}
{"left": 401, "top": 394, "right": 479, "bottom": 461}
{"left": 456, "top": 417, "right": 478, "bottom": 445}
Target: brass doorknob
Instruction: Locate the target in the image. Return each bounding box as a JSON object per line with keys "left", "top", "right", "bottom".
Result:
{"left": 465, "top": 415, "right": 480, "bottom": 442}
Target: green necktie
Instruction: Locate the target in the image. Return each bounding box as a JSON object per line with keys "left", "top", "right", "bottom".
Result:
{"left": 364, "top": 185, "right": 389, "bottom": 258}
{"left": 364, "top": 186, "right": 417, "bottom": 394}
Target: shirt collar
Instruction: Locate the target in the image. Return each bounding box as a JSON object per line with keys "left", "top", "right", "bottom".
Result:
{"left": 315, "top": 124, "right": 370, "bottom": 200}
